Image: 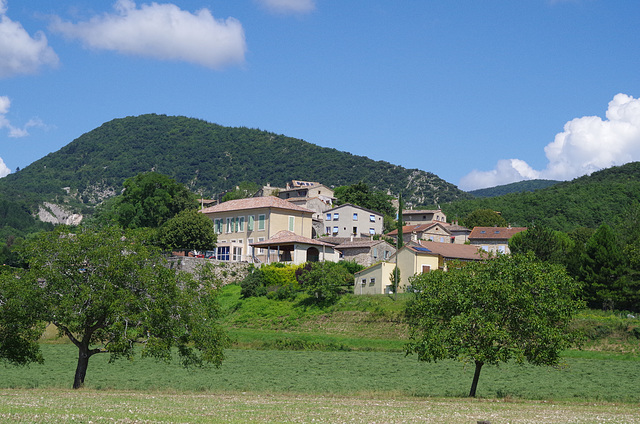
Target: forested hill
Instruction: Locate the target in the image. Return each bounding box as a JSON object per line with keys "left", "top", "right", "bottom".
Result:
{"left": 442, "top": 162, "right": 640, "bottom": 231}
{"left": 0, "top": 114, "right": 470, "bottom": 213}
{"left": 468, "top": 179, "right": 560, "bottom": 198}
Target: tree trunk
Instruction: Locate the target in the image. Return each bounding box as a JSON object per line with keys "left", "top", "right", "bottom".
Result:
{"left": 73, "top": 345, "right": 91, "bottom": 389}
{"left": 469, "top": 360, "right": 484, "bottom": 397}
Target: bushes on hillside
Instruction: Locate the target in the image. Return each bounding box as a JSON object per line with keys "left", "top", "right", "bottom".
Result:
{"left": 240, "top": 261, "right": 361, "bottom": 303}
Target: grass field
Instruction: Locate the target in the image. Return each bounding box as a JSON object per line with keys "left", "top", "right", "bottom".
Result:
{"left": 2, "top": 285, "right": 639, "bottom": 422}
{"left": 2, "top": 389, "right": 640, "bottom": 423}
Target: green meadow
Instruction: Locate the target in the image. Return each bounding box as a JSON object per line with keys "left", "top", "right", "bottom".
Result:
{"left": 1, "top": 284, "right": 640, "bottom": 422}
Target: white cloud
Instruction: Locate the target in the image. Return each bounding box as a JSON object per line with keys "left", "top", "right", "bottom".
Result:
{"left": 49, "top": 0, "right": 246, "bottom": 70}
{"left": 0, "top": 157, "right": 10, "bottom": 178}
{"left": 256, "top": 0, "right": 316, "bottom": 14}
{"left": 0, "top": 1, "right": 59, "bottom": 78}
{"left": 0, "top": 95, "right": 44, "bottom": 138}
{"left": 459, "top": 93, "right": 640, "bottom": 191}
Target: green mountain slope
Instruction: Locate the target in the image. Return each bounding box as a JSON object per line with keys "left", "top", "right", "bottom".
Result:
{"left": 443, "top": 162, "right": 640, "bottom": 231}
{"left": 0, "top": 114, "right": 470, "bottom": 223}
{"left": 468, "top": 179, "right": 560, "bottom": 198}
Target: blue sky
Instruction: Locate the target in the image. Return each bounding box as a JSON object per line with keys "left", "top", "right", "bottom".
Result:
{"left": 1, "top": 0, "right": 639, "bottom": 191}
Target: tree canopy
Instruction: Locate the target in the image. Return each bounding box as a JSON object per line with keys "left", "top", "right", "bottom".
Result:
{"left": 157, "top": 210, "right": 217, "bottom": 252}
{"left": 16, "top": 226, "right": 230, "bottom": 389}
{"left": 115, "top": 172, "right": 199, "bottom": 229}
{"left": 405, "top": 253, "right": 583, "bottom": 397}
{"left": 333, "top": 182, "right": 395, "bottom": 217}
{"left": 462, "top": 208, "right": 507, "bottom": 228}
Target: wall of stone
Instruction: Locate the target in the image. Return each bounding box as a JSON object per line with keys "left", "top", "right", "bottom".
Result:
{"left": 167, "top": 257, "right": 251, "bottom": 285}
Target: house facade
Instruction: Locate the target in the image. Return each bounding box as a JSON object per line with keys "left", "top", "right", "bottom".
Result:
{"left": 250, "top": 230, "right": 340, "bottom": 265}
{"left": 402, "top": 209, "right": 447, "bottom": 225}
{"left": 333, "top": 239, "right": 396, "bottom": 267}
{"left": 200, "top": 196, "right": 315, "bottom": 263}
{"left": 468, "top": 226, "right": 527, "bottom": 255}
{"left": 354, "top": 261, "right": 397, "bottom": 295}
{"left": 323, "top": 203, "right": 384, "bottom": 237}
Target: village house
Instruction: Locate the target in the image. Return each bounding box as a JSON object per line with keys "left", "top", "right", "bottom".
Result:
{"left": 250, "top": 230, "right": 340, "bottom": 265}
{"left": 199, "top": 196, "right": 315, "bottom": 263}
{"left": 353, "top": 241, "right": 483, "bottom": 295}
{"left": 468, "top": 226, "right": 527, "bottom": 255}
{"left": 386, "top": 221, "right": 471, "bottom": 245}
{"left": 323, "top": 203, "right": 384, "bottom": 237}
{"left": 402, "top": 209, "right": 447, "bottom": 225}
{"left": 332, "top": 238, "right": 396, "bottom": 267}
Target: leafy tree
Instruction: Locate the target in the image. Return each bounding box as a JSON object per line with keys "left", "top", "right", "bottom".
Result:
{"left": 297, "top": 261, "right": 352, "bottom": 304}
{"left": 0, "top": 268, "right": 45, "bottom": 366}
{"left": 157, "top": 210, "right": 217, "bottom": 252}
{"left": 509, "top": 224, "right": 574, "bottom": 265}
{"left": 405, "top": 253, "right": 582, "bottom": 397}
{"left": 579, "top": 224, "right": 627, "bottom": 310}
{"left": 390, "top": 266, "right": 400, "bottom": 294}
{"left": 334, "top": 182, "right": 395, "bottom": 217}
{"left": 115, "top": 172, "right": 198, "bottom": 229}
{"left": 221, "top": 181, "right": 260, "bottom": 202}
{"left": 240, "top": 266, "right": 268, "bottom": 298}
{"left": 17, "top": 226, "right": 230, "bottom": 389}
{"left": 463, "top": 209, "right": 507, "bottom": 228}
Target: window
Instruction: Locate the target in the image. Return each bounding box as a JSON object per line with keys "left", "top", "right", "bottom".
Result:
{"left": 361, "top": 278, "right": 366, "bottom": 286}
{"left": 332, "top": 226, "right": 338, "bottom": 234}
{"left": 325, "top": 227, "right": 331, "bottom": 235}
{"left": 288, "top": 216, "right": 295, "bottom": 231}
{"left": 258, "top": 214, "right": 266, "bottom": 230}
{"left": 352, "top": 227, "right": 357, "bottom": 235}
{"left": 333, "top": 213, "right": 339, "bottom": 220}
{"left": 440, "top": 237, "right": 445, "bottom": 243}
{"left": 238, "top": 216, "right": 245, "bottom": 232}
{"left": 498, "top": 245, "right": 506, "bottom": 254}
{"left": 248, "top": 215, "right": 255, "bottom": 231}
{"left": 369, "top": 214, "right": 375, "bottom": 222}
{"left": 373, "top": 248, "right": 378, "bottom": 258}
{"left": 369, "top": 228, "right": 375, "bottom": 235}
{"left": 326, "top": 213, "right": 332, "bottom": 221}
{"left": 233, "top": 247, "right": 242, "bottom": 261}
{"left": 257, "top": 237, "right": 265, "bottom": 254}
{"left": 214, "top": 218, "right": 223, "bottom": 234}
{"left": 422, "top": 265, "right": 431, "bottom": 273}
{"left": 233, "top": 217, "right": 238, "bottom": 232}
{"left": 353, "top": 213, "right": 358, "bottom": 221}
{"left": 226, "top": 217, "right": 232, "bottom": 233}
{"left": 217, "top": 246, "right": 230, "bottom": 261}
{"left": 370, "top": 278, "right": 376, "bottom": 286}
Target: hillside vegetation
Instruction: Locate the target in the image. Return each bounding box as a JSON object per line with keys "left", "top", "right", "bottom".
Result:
{"left": 442, "top": 162, "right": 640, "bottom": 231}
{"left": 468, "top": 179, "right": 560, "bottom": 198}
{"left": 0, "top": 114, "right": 467, "bottom": 214}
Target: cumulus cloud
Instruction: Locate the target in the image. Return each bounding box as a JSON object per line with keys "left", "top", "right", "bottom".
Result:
{"left": 0, "top": 0, "right": 59, "bottom": 78}
{"left": 459, "top": 93, "right": 640, "bottom": 190}
{"left": 49, "top": 0, "right": 246, "bottom": 69}
{"left": 0, "top": 95, "right": 44, "bottom": 138}
{"left": 256, "top": 0, "right": 316, "bottom": 14}
{"left": 0, "top": 157, "right": 10, "bottom": 178}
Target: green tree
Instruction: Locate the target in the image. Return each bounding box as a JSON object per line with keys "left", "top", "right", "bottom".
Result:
{"left": 405, "top": 253, "right": 582, "bottom": 397}
{"left": 116, "top": 172, "right": 198, "bottom": 229}
{"left": 390, "top": 266, "right": 400, "bottom": 294}
{"left": 333, "top": 182, "right": 395, "bottom": 217}
{"left": 18, "top": 226, "right": 230, "bottom": 389}
{"left": 579, "top": 224, "right": 627, "bottom": 310}
{"left": 158, "top": 210, "right": 217, "bottom": 252}
{"left": 463, "top": 209, "right": 507, "bottom": 228}
{"left": 509, "top": 224, "right": 573, "bottom": 265}
{"left": 297, "top": 261, "right": 352, "bottom": 304}
{"left": 221, "top": 181, "right": 260, "bottom": 202}
{"left": 0, "top": 268, "right": 45, "bottom": 366}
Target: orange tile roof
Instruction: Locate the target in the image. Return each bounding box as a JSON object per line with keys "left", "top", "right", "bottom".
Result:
{"left": 250, "top": 230, "right": 335, "bottom": 247}
{"left": 417, "top": 240, "right": 483, "bottom": 260}
{"left": 468, "top": 226, "right": 527, "bottom": 240}
{"left": 200, "top": 196, "right": 313, "bottom": 214}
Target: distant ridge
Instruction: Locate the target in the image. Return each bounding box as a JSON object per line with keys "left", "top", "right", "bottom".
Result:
{"left": 468, "top": 179, "right": 560, "bottom": 198}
